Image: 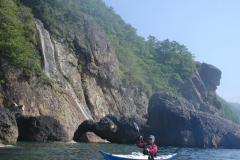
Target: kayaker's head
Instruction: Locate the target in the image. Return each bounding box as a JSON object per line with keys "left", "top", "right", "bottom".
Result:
{"left": 148, "top": 135, "right": 155, "bottom": 144}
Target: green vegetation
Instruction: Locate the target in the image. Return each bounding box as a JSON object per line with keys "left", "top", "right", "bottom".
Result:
{"left": 205, "top": 92, "right": 239, "bottom": 123}
{"left": 228, "top": 102, "right": 240, "bottom": 120}
{"left": 0, "top": 0, "right": 40, "bottom": 73}
{"left": 205, "top": 92, "right": 221, "bottom": 108}
{"left": 0, "top": 80, "right": 5, "bottom": 84}
{"left": 1, "top": 0, "right": 238, "bottom": 123}
{"left": 18, "top": 0, "right": 196, "bottom": 96}
{"left": 218, "top": 97, "right": 240, "bottom": 124}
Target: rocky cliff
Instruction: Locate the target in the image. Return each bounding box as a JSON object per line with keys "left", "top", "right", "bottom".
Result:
{"left": 72, "top": 91, "right": 240, "bottom": 148}
{"left": 148, "top": 92, "right": 240, "bottom": 148}
{"left": 0, "top": 106, "right": 18, "bottom": 144}
{"left": 0, "top": 15, "right": 148, "bottom": 141}
{"left": 176, "top": 61, "right": 222, "bottom": 114}
{"left": 1, "top": 0, "right": 239, "bottom": 149}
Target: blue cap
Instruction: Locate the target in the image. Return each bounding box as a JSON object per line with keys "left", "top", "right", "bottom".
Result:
{"left": 148, "top": 135, "right": 155, "bottom": 140}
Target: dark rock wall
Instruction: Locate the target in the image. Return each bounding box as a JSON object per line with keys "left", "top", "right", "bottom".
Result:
{"left": 16, "top": 115, "right": 69, "bottom": 142}
{"left": 148, "top": 92, "right": 240, "bottom": 148}
{"left": 0, "top": 107, "right": 18, "bottom": 144}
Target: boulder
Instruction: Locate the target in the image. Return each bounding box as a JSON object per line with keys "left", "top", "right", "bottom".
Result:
{"left": 148, "top": 92, "right": 240, "bottom": 148}
{"left": 0, "top": 107, "right": 18, "bottom": 144}
{"left": 16, "top": 115, "right": 69, "bottom": 142}
{"left": 78, "top": 132, "right": 108, "bottom": 143}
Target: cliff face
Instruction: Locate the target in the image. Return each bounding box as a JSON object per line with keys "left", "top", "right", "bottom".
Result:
{"left": 0, "top": 1, "right": 227, "bottom": 143}
{"left": 0, "top": 106, "right": 18, "bottom": 144}
{"left": 0, "top": 15, "right": 148, "bottom": 140}
{"left": 148, "top": 92, "right": 240, "bottom": 148}
{"left": 176, "top": 61, "right": 222, "bottom": 114}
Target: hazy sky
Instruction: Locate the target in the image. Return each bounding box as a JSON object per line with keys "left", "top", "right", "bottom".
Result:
{"left": 102, "top": 0, "right": 240, "bottom": 103}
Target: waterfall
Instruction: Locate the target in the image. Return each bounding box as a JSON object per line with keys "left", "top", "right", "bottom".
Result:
{"left": 35, "top": 20, "right": 90, "bottom": 120}
{"left": 35, "top": 21, "right": 56, "bottom": 78}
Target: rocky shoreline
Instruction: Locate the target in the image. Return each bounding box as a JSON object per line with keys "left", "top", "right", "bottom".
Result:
{"left": 1, "top": 90, "right": 240, "bottom": 149}
{"left": 0, "top": 11, "right": 240, "bottom": 149}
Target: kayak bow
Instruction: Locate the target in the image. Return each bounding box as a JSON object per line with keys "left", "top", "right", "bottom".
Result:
{"left": 100, "top": 150, "right": 176, "bottom": 160}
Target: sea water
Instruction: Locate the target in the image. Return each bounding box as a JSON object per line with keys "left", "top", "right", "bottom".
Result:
{"left": 0, "top": 142, "right": 240, "bottom": 160}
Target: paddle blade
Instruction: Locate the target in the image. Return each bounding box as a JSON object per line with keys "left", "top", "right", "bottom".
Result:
{"left": 133, "top": 122, "right": 139, "bottom": 131}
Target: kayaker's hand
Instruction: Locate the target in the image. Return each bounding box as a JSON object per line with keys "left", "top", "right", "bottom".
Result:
{"left": 144, "top": 147, "right": 149, "bottom": 151}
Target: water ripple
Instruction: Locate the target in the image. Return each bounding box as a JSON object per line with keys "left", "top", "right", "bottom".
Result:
{"left": 0, "top": 142, "right": 240, "bottom": 160}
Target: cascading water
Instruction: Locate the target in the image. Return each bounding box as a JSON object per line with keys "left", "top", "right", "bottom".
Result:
{"left": 35, "top": 19, "right": 90, "bottom": 120}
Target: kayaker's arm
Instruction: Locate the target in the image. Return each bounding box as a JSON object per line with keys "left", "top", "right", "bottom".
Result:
{"left": 137, "top": 140, "right": 146, "bottom": 148}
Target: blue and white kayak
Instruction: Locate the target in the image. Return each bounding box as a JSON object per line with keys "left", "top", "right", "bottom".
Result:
{"left": 100, "top": 150, "right": 176, "bottom": 160}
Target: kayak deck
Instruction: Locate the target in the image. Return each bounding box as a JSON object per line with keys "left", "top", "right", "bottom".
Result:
{"left": 100, "top": 150, "right": 176, "bottom": 160}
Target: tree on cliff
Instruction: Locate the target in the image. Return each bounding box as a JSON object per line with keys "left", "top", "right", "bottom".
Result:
{"left": 146, "top": 37, "right": 196, "bottom": 83}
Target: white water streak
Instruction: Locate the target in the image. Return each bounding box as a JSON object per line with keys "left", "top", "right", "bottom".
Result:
{"left": 35, "top": 20, "right": 89, "bottom": 120}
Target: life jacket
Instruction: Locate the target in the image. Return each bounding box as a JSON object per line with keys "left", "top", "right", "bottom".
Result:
{"left": 142, "top": 143, "right": 157, "bottom": 157}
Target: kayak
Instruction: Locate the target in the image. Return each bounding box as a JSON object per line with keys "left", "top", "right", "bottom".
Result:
{"left": 100, "top": 150, "right": 176, "bottom": 160}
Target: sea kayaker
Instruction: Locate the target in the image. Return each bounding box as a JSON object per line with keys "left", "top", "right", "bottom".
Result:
{"left": 137, "top": 135, "right": 158, "bottom": 159}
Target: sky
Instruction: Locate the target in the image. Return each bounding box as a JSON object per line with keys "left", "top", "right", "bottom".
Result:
{"left": 102, "top": 0, "right": 240, "bottom": 103}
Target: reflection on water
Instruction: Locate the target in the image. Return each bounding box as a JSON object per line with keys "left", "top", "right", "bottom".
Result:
{"left": 0, "top": 141, "right": 240, "bottom": 160}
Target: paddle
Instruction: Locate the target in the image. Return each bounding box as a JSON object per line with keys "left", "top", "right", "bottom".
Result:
{"left": 133, "top": 122, "right": 141, "bottom": 137}
{"left": 133, "top": 122, "right": 154, "bottom": 160}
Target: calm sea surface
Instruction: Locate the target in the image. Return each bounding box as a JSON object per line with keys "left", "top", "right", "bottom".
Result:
{"left": 0, "top": 142, "right": 240, "bottom": 160}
